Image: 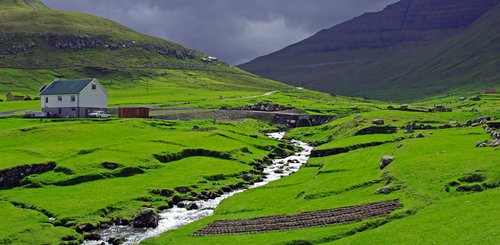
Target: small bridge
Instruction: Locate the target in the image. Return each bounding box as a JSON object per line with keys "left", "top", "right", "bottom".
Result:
{"left": 151, "top": 109, "right": 335, "bottom": 128}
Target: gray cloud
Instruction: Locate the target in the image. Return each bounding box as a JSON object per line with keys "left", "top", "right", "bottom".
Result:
{"left": 40, "top": 0, "right": 397, "bottom": 64}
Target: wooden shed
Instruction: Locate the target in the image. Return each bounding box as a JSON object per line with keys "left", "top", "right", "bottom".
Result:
{"left": 6, "top": 92, "right": 25, "bottom": 101}
{"left": 118, "top": 107, "right": 150, "bottom": 118}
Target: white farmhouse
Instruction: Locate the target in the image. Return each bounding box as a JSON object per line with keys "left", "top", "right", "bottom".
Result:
{"left": 39, "top": 78, "right": 108, "bottom": 118}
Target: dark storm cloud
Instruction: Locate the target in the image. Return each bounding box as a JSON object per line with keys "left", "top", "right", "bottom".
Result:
{"left": 40, "top": 0, "right": 397, "bottom": 64}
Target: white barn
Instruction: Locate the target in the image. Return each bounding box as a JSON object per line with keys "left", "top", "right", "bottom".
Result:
{"left": 39, "top": 78, "right": 108, "bottom": 118}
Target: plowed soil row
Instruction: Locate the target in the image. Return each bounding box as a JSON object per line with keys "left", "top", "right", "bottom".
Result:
{"left": 193, "top": 199, "right": 400, "bottom": 236}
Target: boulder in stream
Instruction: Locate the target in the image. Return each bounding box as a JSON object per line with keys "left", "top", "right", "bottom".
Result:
{"left": 76, "top": 223, "right": 95, "bottom": 233}
{"left": 242, "top": 173, "right": 253, "bottom": 181}
{"left": 186, "top": 203, "right": 199, "bottom": 210}
{"left": 114, "top": 217, "right": 130, "bottom": 226}
{"left": 108, "top": 237, "right": 126, "bottom": 245}
{"left": 83, "top": 232, "right": 101, "bottom": 240}
{"left": 132, "top": 208, "right": 159, "bottom": 228}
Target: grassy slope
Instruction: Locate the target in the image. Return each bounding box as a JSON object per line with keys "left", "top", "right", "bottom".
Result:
{"left": 0, "top": 1, "right": 498, "bottom": 244}
{"left": 240, "top": 4, "right": 500, "bottom": 102}
{"left": 318, "top": 4, "right": 500, "bottom": 101}
{"left": 0, "top": 118, "right": 284, "bottom": 243}
{"left": 0, "top": 0, "right": 48, "bottom": 10}
{"left": 143, "top": 99, "right": 499, "bottom": 244}
{"left": 0, "top": 97, "right": 498, "bottom": 244}
{"left": 0, "top": 68, "right": 287, "bottom": 107}
{"left": 0, "top": 0, "right": 290, "bottom": 105}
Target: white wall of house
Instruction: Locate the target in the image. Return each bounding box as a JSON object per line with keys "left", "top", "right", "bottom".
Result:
{"left": 41, "top": 94, "right": 78, "bottom": 108}
{"left": 40, "top": 79, "right": 108, "bottom": 109}
{"left": 78, "top": 81, "right": 108, "bottom": 108}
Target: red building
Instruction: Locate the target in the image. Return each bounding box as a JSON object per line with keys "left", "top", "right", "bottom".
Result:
{"left": 118, "top": 107, "right": 150, "bottom": 118}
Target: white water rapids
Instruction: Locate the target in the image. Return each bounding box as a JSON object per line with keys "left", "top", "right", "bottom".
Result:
{"left": 84, "top": 132, "right": 313, "bottom": 245}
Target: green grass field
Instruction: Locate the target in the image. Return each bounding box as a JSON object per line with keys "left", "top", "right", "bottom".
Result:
{"left": 1, "top": 94, "right": 498, "bottom": 244}
{"left": 0, "top": 118, "right": 287, "bottom": 244}
{"left": 142, "top": 109, "right": 499, "bottom": 245}
{"left": 0, "top": 1, "right": 499, "bottom": 244}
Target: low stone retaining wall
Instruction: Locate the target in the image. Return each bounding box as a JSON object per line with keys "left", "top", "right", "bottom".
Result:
{"left": 193, "top": 199, "right": 400, "bottom": 236}
{"left": 152, "top": 109, "right": 334, "bottom": 128}
{"left": 0, "top": 162, "right": 56, "bottom": 189}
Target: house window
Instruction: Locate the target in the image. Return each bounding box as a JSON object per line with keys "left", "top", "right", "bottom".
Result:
{"left": 45, "top": 97, "right": 48, "bottom": 103}
{"left": 71, "top": 95, "right": 76, "bottom": 102}
{"left": 92, "top": 84, "right": 97, "bottom": 89}
{"left": 58, "top": 96, "right": 62, "bottom": 101}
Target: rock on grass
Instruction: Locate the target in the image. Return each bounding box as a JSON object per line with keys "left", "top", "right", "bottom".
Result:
{"left": 379, "top": 156, "right": 394, "bottom": 169}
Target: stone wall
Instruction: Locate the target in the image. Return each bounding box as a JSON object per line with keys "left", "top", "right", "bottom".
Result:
{"left": 0, "top": 162, "right": 56, "bottom": 189}
{"left": 152, "top": 109, "right": 335, "bottom": 128}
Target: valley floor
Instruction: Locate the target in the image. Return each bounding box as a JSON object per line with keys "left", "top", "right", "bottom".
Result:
{"left": 143, "top": 109, "right": 500, "bottom": 245}
{"left": 0, "top": 92, "right": 498, "bottom": 245}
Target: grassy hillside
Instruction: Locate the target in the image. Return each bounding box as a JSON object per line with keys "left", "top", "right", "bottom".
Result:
{"left": 1, "top": 94, "right": 498, "bottom": 244}
{"left": 0, "top": 0, "right": 289, "bottom": 106}
{"left": 240, "top": 0, "right": 500, "bottom": 101}
{"left": 143, "top": 98, "right": 500, "bottom": 244}
{"left": 305, "top": 4, "right": 500, "bottom": 101}
{"left": 0, "top": 118, "right": 284, "bottom": 244}
{"left": 0, "top": 0, "right": 48, "bottom": 10}
{"left": 1, "top": 1, "right": 498, "bottom": 244}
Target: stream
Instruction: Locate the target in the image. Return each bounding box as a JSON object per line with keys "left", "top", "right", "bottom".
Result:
{"left": 84, "top": 132, "right": 313, "bottom": 245}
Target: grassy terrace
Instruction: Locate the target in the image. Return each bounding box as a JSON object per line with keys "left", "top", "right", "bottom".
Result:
{"left": 0, "top": 91, "right": 498, "bottom": 244}
{"left": 2, "top": 1, "right": 498, "bottom": 244}
{"left": 0, "top": 118, "right": 287, "bottom": 244}
{"left": 142, "top": 102, "right": 499, "bottom": 244}
{"left": 0, "top": 69, "right": 379, "bottom": 117}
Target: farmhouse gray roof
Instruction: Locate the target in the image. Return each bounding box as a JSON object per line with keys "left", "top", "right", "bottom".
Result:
{"left": 39, "top": 79, "right": 96, "bottom": 95}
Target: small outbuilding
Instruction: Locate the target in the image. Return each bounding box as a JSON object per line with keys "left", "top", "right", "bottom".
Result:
{"left": 6, "top": 92, "right": 25, "bottom": 101}
{"left": 118, "top": 107, "right": 150, "bottom": 118}
{"left": 39, "top": 78, "right": 108, "bottom": 118}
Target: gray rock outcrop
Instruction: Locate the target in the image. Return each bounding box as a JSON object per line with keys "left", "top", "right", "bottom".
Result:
{"left": 379, "top": 156, "right": 395, "bottom": 169}
{"left": 132, "top": 208, "right": 159, "bottom": 228}
{"left": 374, "top": 187, "right": 392, "bottom": 194}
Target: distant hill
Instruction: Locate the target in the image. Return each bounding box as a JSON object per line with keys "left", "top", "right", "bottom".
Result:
{"left": 240, "top": 0, "right": 500, "bottom": 101}
{"left": 0, "top": 0, "right": 287, "bottom": 97}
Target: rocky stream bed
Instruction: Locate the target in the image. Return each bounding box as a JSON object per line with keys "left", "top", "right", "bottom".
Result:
{"left": 83, "top": 132, "right": 313, "bottom": 245}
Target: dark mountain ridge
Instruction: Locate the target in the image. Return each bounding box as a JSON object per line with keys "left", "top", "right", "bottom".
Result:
{"left": 240, "top": 0, "right": 500, "bottom": 101}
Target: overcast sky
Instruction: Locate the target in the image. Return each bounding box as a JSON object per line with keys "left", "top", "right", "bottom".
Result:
{"left": 40, "top": 0, "right": 397, "bottom": 65}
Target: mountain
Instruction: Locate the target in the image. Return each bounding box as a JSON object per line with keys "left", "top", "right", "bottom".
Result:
{"left": 0, "top": 0, "right": 48, "bottom": 10}
{"left": 240, "top": 0, "right": 500, "bottom": 101}
{"left": 0, "top": 0, "right": 287, "bottom": 98}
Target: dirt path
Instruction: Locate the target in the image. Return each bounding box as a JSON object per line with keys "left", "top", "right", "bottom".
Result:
{"left": 193, "top": 199, "right": 400, "bottom": 236}
{"left": 222, "top": 90, "right": 278, "bottom": 101}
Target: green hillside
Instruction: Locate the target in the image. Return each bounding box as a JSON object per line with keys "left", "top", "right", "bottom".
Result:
{"left": 0, "top": 0, "right": 289, "bottom": 104}
{"left": 240, "top": 0, "right": 500, "bottom": 101}
{"left": 305, "top": 4, "right": 500, "bottom": 101}
{"left": 143, "top": 99, "right": 500, "bottom": 244}
{"left": 0, "top": 0, "right": 48, "bottom": 10}
{"left": 0, "top": 1, "right": 499, "bottom": 244}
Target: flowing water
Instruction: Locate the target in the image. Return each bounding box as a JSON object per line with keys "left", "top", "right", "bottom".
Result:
{"left": 85, "top": 132, "right": 313, "bottom": 245}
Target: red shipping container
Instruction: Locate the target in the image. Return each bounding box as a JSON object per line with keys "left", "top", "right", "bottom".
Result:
{"left": 118, "top": 107, "right": 150, "bottom": 118}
